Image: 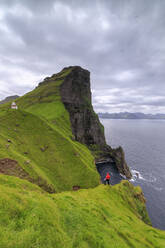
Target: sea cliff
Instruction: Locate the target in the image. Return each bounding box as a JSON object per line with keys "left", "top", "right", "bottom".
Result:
{"left": 0, "top": 66, "right": 164, "bottom": 247}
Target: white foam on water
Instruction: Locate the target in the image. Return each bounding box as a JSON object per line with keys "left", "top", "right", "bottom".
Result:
{"left": 131, "top": 169, "right": 145, "bottom": 181}
{"left": 142, "top": 176, "right": 157, "bottom": 183}
{"left": 120, "top": 173, "right": 127, "bottom": 179}
{"left": 131, "top": 169, "right": 157, "bottom": 184}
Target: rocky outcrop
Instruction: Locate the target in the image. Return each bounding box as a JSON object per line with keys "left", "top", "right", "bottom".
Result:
{"left": 112, "top": 147, "right": 132, "bottom": 179}
{"left": 60, "top": 66, "right": 132, "bottom": 179}
{"left": 60, "top": 66, "right": 106, "bottom": 148}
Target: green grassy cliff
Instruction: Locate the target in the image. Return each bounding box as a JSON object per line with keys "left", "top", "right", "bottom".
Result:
{"left": 0, "top": 67, "right": 100, "bottom": 192}
{"left": 0, "top": 176, "right": 164, "bottom": 248}
{"left": 0, "top": 66, "right": 164, "bottom": 247}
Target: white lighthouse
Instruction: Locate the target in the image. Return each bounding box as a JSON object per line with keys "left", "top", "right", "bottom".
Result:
{"left": 11, "top": 102, "right": 18, "bottom": 110}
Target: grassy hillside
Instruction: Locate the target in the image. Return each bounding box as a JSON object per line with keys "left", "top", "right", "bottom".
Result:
{"left": 0, "top": 175, "right": 164, "bottom": 248}
{"left": 0, "top": 67, "right": 165, "bottom": 247}
{"left": 0, "top": 108, "right": 99, "bottom": 192}
{"left": 0, "top": 67, "right": 100, "bottom": 192}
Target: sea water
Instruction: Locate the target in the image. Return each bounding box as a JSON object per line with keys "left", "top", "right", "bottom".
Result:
{"left": 100, "top": 118, "right": 165, "bottom": 230}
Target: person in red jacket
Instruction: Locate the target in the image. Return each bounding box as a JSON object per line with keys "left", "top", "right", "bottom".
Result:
{"left": 105, "top": 172, "right": 111, "bottom": 185}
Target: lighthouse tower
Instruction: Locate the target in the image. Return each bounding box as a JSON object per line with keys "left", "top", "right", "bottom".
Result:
{"left": 11, "top": 102, "right": 18, "bottom": 110}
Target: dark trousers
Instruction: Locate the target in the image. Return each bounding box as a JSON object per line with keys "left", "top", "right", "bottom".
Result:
{"left": 105, "top": 179, "right": 110, "bottom": 185}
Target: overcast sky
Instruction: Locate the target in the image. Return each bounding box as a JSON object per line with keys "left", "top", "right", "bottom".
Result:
{"left": 0, "top": 0, "right": 165, "bottom": 113}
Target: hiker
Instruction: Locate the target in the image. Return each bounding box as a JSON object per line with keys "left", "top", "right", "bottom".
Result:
{"left": 105, "top": 172, "right": 111, "bottom": 185}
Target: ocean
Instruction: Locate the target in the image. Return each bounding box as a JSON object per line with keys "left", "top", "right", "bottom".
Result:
{"left": 100, "top": 118, "right": 165, "bottom": 230}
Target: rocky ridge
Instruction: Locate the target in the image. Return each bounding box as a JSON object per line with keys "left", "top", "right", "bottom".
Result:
{"left": 58, "top": 66, "right": 132, "bottom": 179}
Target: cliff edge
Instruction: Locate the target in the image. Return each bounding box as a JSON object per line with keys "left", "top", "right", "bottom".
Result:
{"left": 59, "top": 66, "right": 132, "bottom": 179}
{"left": 0, "top": 67, "right": 165, "bottom": 248}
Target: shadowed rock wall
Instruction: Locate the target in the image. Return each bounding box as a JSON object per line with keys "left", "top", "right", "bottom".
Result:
{"left": 60, "top": 66, "right": 132, "bottom": 179}
{"left": 60, "top": 66, "right": 106, "bottom": 148}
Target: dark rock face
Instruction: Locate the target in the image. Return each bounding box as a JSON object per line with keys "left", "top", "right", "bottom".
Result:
{"left": 60, "top": 66, "right": 106, "bottom": 148}
{"left": 112, "top": 146, "right": 132, "bottom": 179}
{"left": 60, "top": 66, "right": 132, "bottom": 179}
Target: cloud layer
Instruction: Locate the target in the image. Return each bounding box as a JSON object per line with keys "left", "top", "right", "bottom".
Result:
{"left": 0, "top": 0, "right": 165, "bottom": 113}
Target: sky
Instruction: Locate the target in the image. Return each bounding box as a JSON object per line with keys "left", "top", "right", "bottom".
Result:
{"left": 0, "top": 0, "right": 165, "bottom": 113}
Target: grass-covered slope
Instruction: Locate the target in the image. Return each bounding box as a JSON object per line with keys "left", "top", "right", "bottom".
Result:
{"left": 0, "top": 67, "right": 165, "bottom": 247}
{"left": 0, "top": 67, "right": 100, "bottom": 192}
{"left": 0, "top": 108, "right": 99, "bottom": 192}
{"left": 0, "top": 175, "right": 164, "bottom": 248}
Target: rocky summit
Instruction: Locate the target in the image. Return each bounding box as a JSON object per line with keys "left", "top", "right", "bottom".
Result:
{"left": 60, "top": 66, "right": 106, "bottom": 148}
{"left": 39, "top": 66, "right": 132, "bottom": 178}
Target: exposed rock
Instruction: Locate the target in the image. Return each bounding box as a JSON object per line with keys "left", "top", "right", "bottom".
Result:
{"left": 136, "top": 172, "right": 139, "bottom": 178}
{"left": 134, "top": 191, "right": 146, "bottom": 204}
{"left": 24, "top": 160, "right": 30, "bottom": 165}
{"left": 40, "top": 145, "right": 48, "bottom": 152}
{"left": 60, "top": 66, "right": 132, "bottom": 178}
{"left": 0, "top": 158, "right": 21, "bottom": 174}
{"left": 60, "top": 66, "right": 106, "bottom": 148}
{"left": 72, "top": 185, "right": 80, "bottom": 191}
{"left": 112, "top": 146, "right": 132, "bottom": 179}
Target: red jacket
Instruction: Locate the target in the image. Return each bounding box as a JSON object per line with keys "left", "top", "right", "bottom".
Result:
{"left": 105, "top": 173, "right": 110, "bottom": 180}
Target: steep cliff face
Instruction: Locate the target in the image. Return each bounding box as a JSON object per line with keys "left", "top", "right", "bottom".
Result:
{"left": 60, "top": 66, "right": 132, "bottom": 179}
{"left": 60, "top": 66, "right": 106, "bottom": 148}
{"left": 112, "top": 146, "right": 132, "bottom": 178}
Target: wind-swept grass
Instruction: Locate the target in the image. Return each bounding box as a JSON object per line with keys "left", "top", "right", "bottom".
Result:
{"left": 0, "top": 67, "right": 100, "bottom": 192}
{"left": 0, "top": 67, "right": 164, "bottom": 248}
{"left": 0, "top": 176, "right": 164, "bottom": 248}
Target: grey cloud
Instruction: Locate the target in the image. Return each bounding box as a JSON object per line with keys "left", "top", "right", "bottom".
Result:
{"left": 0, "top": 0, "right": 165, "bottom": 113}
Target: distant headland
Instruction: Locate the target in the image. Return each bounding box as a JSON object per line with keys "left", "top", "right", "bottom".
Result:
{"left": 98, "top": 112, "right": 165, "bottom": 120}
